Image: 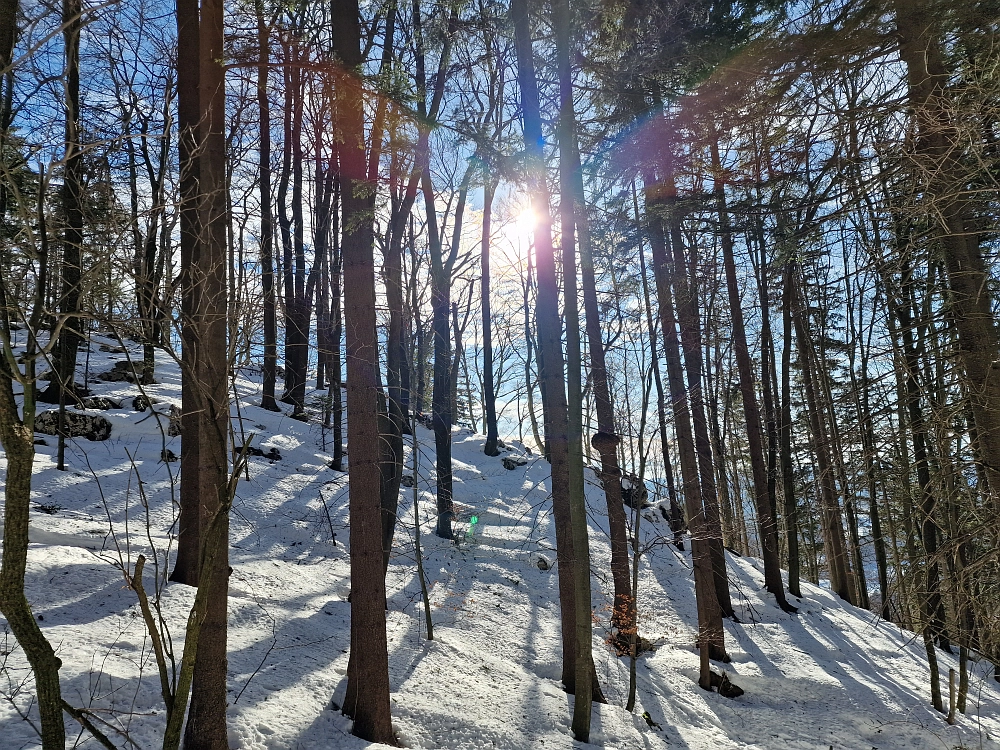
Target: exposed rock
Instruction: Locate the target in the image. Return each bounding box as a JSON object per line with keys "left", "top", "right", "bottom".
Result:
{"left": 710, "top": 670, "right": 744, "bottom": 699}
{"left": 536, "top": 554, "right": 551, "bottom": 571}
{"left": 234, "top": 445, "right": 282, "bottom": 461}
{"left": 35, "top": 410, "right": 112, "bottom": 441}
{"left": 132, "top": 394, "right": 159, "bottom": 412}
{"left": 502, "top": 455, "right": 528, "bottom": 471}
{"left": 622, "top": 474, "right": 651, "bottom": 509}
{"left": 401, "top": 474, "right": 415, "bottom": 488}
{"left": 97, "top": 361, "right": 139, "bottom": 383}
{"left": 167, "top": 405, "right": 181, "bottom": 437}
{"left": 161, "top": 449, "right": 178, "bottom": 462}
{"left": 81, "top": 396, "right": 122, "bottom": 410}
{"left": 99, "top": 345, "right": 127, "bottom": 353}
{"left": 35, "top": 381, "right": 90, "bottom": 403}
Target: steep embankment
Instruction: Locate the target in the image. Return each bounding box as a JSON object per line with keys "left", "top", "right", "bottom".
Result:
{"left": 0, "top": 339, "right": 997, "bottom": 749}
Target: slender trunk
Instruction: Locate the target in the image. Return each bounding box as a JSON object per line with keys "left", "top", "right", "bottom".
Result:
{"left": 282, "top": 42, "right": 308, "bottom": 413}
{"left": 40, "top": 0, "right": 84, "bottom": 412}
{"left": 170, "top": 0, "right": 202, "bottom": 588}
{"left": 634, "top": 182, "right": 684, "bottom": 546}
{"left": 644, "top": 170, "right": 727, "bottom": 674}
{"left": 561, "top": 35, "right": 630, "bottom": 645}
{"left": 276, "top": 40, "right": 295, "bottom": 402}
{"left": 523, "top": 250, "right": 542, "bottom": 453}
{"left": 513, "top": 0, "right": 599, "bottom": 714}
{"left": 555, "top": 3, "right": 598, "bottom": 732}
{"left": 665, "top": 172, "right": 733, "bottom": 618}
{"left": 780, "top": 265, "right": 801, "bottom": 597}
{"left": 789, "top": 264, "right": 854, "bottom": 604}
{"left": 373, "top": 1, "right": 406, "bottom": 566}
{"left": 0, "top": 266, "right": 65, "bottom": 747}
{"left": 712, "top": 141, "right": 792, "bottom": 611}
{"left": 257, "top": 3, "right": 278, "bottom": 411}
{"left": 329, "top": 179, "right": 344, "bottom": 470}
{"left": 424, "top": 168, "right": 454, "bottom": 539}
{"left": 482, "top": 179, "right": 501, "bottom": 456}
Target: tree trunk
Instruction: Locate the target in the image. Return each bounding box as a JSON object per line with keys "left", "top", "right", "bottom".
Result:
{"left": 334, "top": 0, "right": 396, "bottom": 742}
{"left": 558, "top": 4, "right": 630, "bottom": 645}
{"left": 257, "top": 2, "right": 278, "bottom": 411}
{"left": 789, "top": 263, "right": 854, "bottom": 604}
{"left": 329, "top": 180, "right": 344, "bottom": 471}
{"left": 894, "top": 0, "right": 1000, "bottom": 520}
{"left": 482, "top": 179, "right": 501, "bottom": 456}
{"left": 170, "top": 0, "right": 203, "bottom": 588}
{"left": 513, "top": 0, "right": 597, "bottom": 719}
{"left": 181, "top": 0, "right": 231, "bottom": 745}
{"left": 39, "top": 0, "right": 84, "bottom": 413}
{"left": 644, "top": 170, "right": 728, "bottom": 674}
{"left": 712, "top": 140, "right": 793, "bottom": 612}
{"left": 664, "top": 172, "right": 733, "bottom": 619}
{"left": 780, "top": 264, "right": 801, "bottom": 598}
{"left": 0, "top": 334, "right": 65, "bottom": 747}
{"left": 424, "top": 167, "right": 455, "bottom": 539}
{"left": 633, "top": 182, "right": 684, "bottom": 548}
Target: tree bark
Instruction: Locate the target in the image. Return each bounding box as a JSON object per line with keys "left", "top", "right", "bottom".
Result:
{"left": 170, "top": 0, "right": 203, "bottom": 588}
{"left": 779, "top": 264, "right": 801, "bottom": 598}
{"left": 181, "top": 0, "right": 231, "bottom": 745}
{"left": 644, "top": 171, "right": 728, "bottom": 674}
{"left": 512, "top": 0, "right": 597, "bottom": 718}
{"left": 482, "top": 178, "right": 501, "bottom": 456}
{"left": 0, "top": 331, "right": 65, "bottom": 747}
{"left": 39, "top": 0, "right": 84, "bottom": 417}
{"left": 333, "top": 0, "right": 396, "bottom": 742}
{"left": 663, "top": 171, "right": 733, "bottom": 619}
{"left": 257, "top": 1, "right": 278, "bottom": 412}
{"left": 712, "top": 139, "right": 793, "bottom": 612}
{"left": 789, "top": 263, "right": 854, "bottom": 605}
{"left": 893, "top": 0, "right": 1000, "bottom": 521}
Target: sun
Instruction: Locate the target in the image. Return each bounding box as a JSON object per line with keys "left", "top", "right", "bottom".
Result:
{"left": 494, "top": 206, "right": 537, "bottom": 264}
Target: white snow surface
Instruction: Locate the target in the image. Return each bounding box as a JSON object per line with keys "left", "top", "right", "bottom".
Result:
{"left": 0, "top": 338, "right": 997, "bottom": 749}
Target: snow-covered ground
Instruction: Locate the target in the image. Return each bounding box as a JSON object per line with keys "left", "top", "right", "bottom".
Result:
{"left": 1, "top": 336, "right": 998, "bottom": 749}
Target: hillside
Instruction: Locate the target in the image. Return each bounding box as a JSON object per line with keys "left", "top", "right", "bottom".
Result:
{"left": 1, "top": 339, "right": 998, "bottom": 749}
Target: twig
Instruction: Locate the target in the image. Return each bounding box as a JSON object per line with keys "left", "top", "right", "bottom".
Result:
{"left": 60, "top": 700, "right": 121, "bottom": 750}
{"left": 234, "top": 627, "right": 277, "bottom": 704}
{"left": 126, "top": 556, "right": 174, "bottom": 719}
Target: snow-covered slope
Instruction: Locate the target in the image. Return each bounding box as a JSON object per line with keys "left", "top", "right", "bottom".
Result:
{"left": 1, "top": 339, "right": 997, "bottom": 749}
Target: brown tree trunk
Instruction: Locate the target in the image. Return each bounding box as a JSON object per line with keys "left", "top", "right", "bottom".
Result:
{"left": 39, "top": 0, "right": 84, "bottom": 433}
{"left": 894, "top": 0, "right": 1000, "bottom": 521}
{"left": 555, "top": 0, "right": 601, "bottom": 731}
{"left": 712, "top": 140, "right": 793, "bottom": 612}
{"left": 481, "top": 178, "right": 501, "bottom": 456}
{"left": 0, "top": 313, "right": 65, "bottom": 746}
{"left": 333, "top": 0, "right": 396, "bottom": 742}
{"left": 663, "top": 172, "right": 733, "bottom": 619}
{"left": 329, "top": 180, "right": 345, "bottom": 470}
{"left": 789, "top": 263, "right": 854, "bottom": 605}
{"left": 557, "top": 3, "right": 630, "bottom": 644}
{"left": 170, "top": 0, "right": 202, "bottom": 588}
{"left": 633, "top": 182, "right": 684, "bottom": 547}
{"left": 257, "top": 1, "right": 278, "bottom": 411}
{"left": 181, "top": 0, "right": 231, "bottom": 745}
{"left": 513, "top": 0, "right": 597, "bottom": 721}
{"left": 644, "top": 171, "right": 728, "bottom": 676}
{"left": 780, "top": 264, "right": 801, "bottom": 598}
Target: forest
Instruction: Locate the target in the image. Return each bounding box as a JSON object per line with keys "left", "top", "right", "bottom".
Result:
{"left": 0, "top": 0, "right": 999, "bottom": 747}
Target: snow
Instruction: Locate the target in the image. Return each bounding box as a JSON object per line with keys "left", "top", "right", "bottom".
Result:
{"left": 1, "top": 337, "right": 998, "bottom": 749}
